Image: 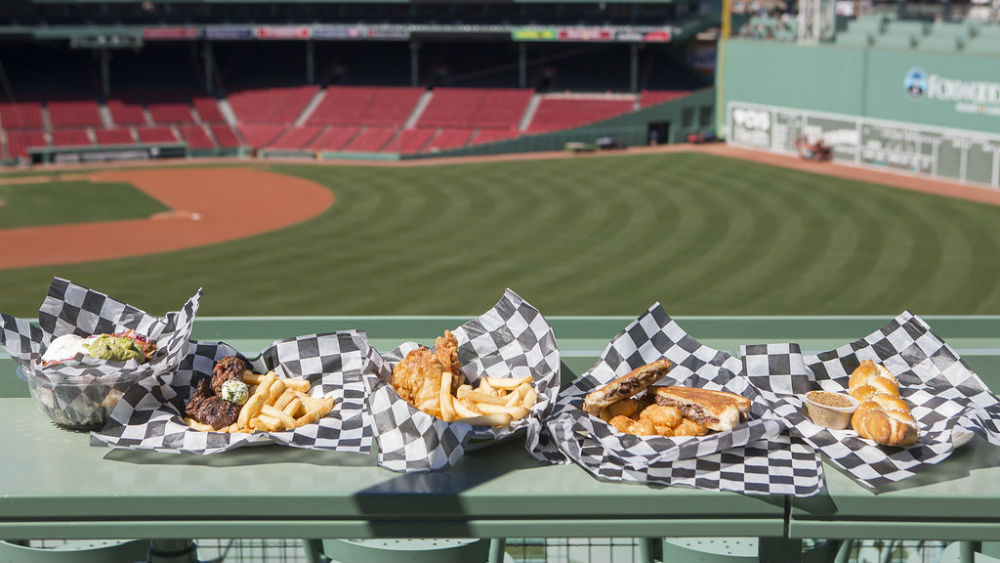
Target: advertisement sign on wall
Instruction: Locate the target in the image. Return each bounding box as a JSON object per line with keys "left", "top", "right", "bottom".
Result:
{"left": 256, "top": 26, "right": 311, "bottom": 40}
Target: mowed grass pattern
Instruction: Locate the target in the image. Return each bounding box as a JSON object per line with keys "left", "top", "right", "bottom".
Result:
{"left": 0, "top": 181, "right": 168, "bottom": 228}
{"left": 0, "top": 152, "right": 998, "bottom": 316}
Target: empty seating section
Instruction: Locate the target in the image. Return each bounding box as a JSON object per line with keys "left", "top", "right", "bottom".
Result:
{"left": 343, "top": 127, "right": 396, "bottom": 152}
{"left": 6, "top": 130, "right": 47, "bottom": 159}
{"left": 359, "top": 88, "right": 423, "bottom": 127}
{"left": 177, "top": 125, "right": 216, "bottom": 150}
{"left": 306, "top": 127, "right": 360, "bottom": 151}
{"left": 525, "top": 98, "right": 634, "bottom": 133}
{"left": 136, "top": 126, "right": 178, "bottom": 144}
{"left": 0, "top": 102, "right": 44, "bottom": 130}
{"left": 418, "top": 88, "right": 485, "bottom": 129}
{"left": 470, "top": 129, "right": 519, "bottom": 145}
{"left": 472, "top": 89, "right": 533, "bottom": 130}
{"left": 424, "top": 129, "right": 474, "bottom": 152}
{"left": 307, "top": 87, "right": 422, "bottom": 128}
{"left": 50, "top": 129, "right": 91, "bottom": 147}
{"left": 47, "top": 100, "right": 102, "bottom": 128}
{"left": 228, "top": 86, "right": 318, "bottom": 124}
{"left": 209, "top": 124, "right": 242, "bottom": 148}
{"left": 308, "top": 87, "right": 376, "bottom": 126}
{"left": 147, "top": 99, "right": 195, "bottom": 124}
{"left": 395, "top": 128, "right": 436, "bottom": 154}
{"left": 192, "top": 97, "right": 225, "bottom": 123}
{"left": 107, "top": 99, "right": 148, "bottom": 126}
{"left": 269, "top": 126, "right": 324, "bottom": 150}
{"left": 417, "top": 88, "right": 531, "bottom": 131}
{"left": 238, "top": 124, "right": 286, "bottom": 148}
{"left": 640, "top": 90, "right": 692, "bottom": 108}
{"left": 95, "top": 128, "right": 135, "bottom": 145}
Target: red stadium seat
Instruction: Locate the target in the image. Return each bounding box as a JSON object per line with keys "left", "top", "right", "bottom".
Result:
{"left": 269, "top": 126, "right": 325, "bottom": 150}
{"left": 525, "top": 97, "right": 633, "bottom": 133}
{"left": 47, "top": 100, "right": 103, "bottom": 128}
{"left": 417, "top": 88, "right": 531, "bottom": 131}
{"left": 228, "top": 86, "right": 319, "bottom": 125}
{"left": 305, "top": 127, "right": 361, "bottom": 152}
{"left": 95, "top": 128, "right": 136, "bottom": 145}
{"left": 308, "top": 86, "right": 422, "bottom": 128}
{"left": 472, "top": 89, "right": 533, "bottom": 130}
{"left": 0, "top": 102, "right": 45, "bottom": 130}
{"left": 209, "top": 124, "right": 243, "bottom": 148}
{"left": 50, "top": 129, "right": 92, "bottom": 147}
{"left": 107, "top": 99, "right": 149, "bottom": 126}
{"left": 147, "top": 99, "right": 196, "bottom": 124}
{"left": 238, "top": 124, "right": 286, "bottom": 149}
{"left": 192, "top": 97, "right": 225, "bottom": 123}
{"left": 640, "top": 90, "right": 693, "bottom": 109}
{"left": 177, "top": 124, "right": 216, "bottom": 149}
{"left": 343, "top": 127, "right": 397, "bottom": 152}
{"left": 359, "top": 88, "right": 423, "bottom": 127}
{"left": 469, "top": 129, "right": 519, "bottom": 145}
{"left": 6, "top": 129, "right": 47, "bottom": 159}
{"left": 394, "top": 128, "right": 436, "bottom": 154}
{"left": 136, "top": 126, "right": 179, "bottom": 144}
{"left": 423, "top": 128, "right": 475, "bottom": 153}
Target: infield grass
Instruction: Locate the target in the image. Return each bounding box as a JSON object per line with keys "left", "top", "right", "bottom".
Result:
{"left": 0, "top": 181, "right": 168, "bottom": 228}
{"left": 0, "top": 152, "right": 999, "bottom": 317}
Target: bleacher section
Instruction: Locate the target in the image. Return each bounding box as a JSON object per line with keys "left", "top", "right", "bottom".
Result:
{"left": 209, "top": 124, "right": 243, "bottom": 149}
{"left": 227, "top": 86, "right": 319, "bottom": 125}
{"left": 177, "top": 125, "right": 216, "bottom": 150}
{"left": 107, "top": 99, "right": 148, "bottom": 126}
{"left": 193, "top": 97, "right": 225, "bottom": 123}
{"left": 524, "top": 97, "right": 635, "bottom": 134}
{"left": 95, "top": 128, "right": 135, "bottom": 146}
{"left": 307, "top": 86, "right": 423, "bottom": 127}
{"left": 6, "top": 130, "right": 46, "bottom": 159}
{"left": 47, "top": 100, "right": 102, "bottom": 128}
{"left": 238, "top": 124, "right": 286, "bottom": 149}
{"left": 136, "top": 126, "right": 179, "bottom": 144}
{"left": 0, "top": 102, "right": 44, "bottom": 130}
{"left": 343, "top": 127, "right": 396, "bottom": 152}
{"left": 147, "top": 96, "right": 196, "bottom": 125}
{"left": 50, "top": 129, "right": 91, "bottom": 147}
{"left": 424, "top": 129, "right": 476, "bottom": 153}
{"left": 269, "top": 126, "right": 324, "bottom": 150}
{"left": 640, "top": 90, "right": 693, "bottom": 109}
{"left": 416, "top": 88, "right": 532, "bottom": 131}
{"left": 306, "top": 127, "right": 360, "bottom": 152}
{"left": 834, "top": 16, "right": 1000, "bottom": 53}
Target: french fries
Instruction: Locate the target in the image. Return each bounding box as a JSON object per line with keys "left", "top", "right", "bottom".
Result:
{"left": 186, "top": 370, "right": 335, "bottom": 433}
{"left": 427, "top": 374, "right": 538, "bottom": 427}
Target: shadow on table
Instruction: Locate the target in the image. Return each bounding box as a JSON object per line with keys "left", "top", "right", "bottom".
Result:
{"left": 102, "top": 444, "right": 378, "bottom": 467}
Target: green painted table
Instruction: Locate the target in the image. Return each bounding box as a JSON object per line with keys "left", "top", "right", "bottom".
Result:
{"left": 0, "top": 316, "right": 997, "bottom": 562}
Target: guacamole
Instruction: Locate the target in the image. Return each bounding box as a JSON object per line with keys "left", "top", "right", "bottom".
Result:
{"left": 85, "top": 334, "right": 147, "bottom": 364}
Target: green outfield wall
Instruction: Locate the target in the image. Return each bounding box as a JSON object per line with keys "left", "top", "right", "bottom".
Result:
{"left": 720, "top": 40, "right": 1000, "bottom": 187}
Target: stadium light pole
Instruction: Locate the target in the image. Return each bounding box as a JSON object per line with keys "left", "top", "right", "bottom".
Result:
{"left": 518, "top": 43, "right": 527, "bottom": 89}
{"left": 410, "top": 40, "right": 421, "bottom": 87}
{"left": 306, "top": 40, "right": 315, "bottom": 85}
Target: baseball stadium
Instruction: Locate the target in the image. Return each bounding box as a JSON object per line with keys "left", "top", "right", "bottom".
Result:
{"left": 0, "top": 0, "right": 999, "bottom": 561}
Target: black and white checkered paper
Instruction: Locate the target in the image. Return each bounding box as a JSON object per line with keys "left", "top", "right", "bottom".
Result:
{"left": 91, "top": 331, "right": 372, "bottom": 456}
{"left": 543, "top": 304, "right": 823, "bottom": 496}
{"left": 743, "top": 311, "right": 1000, "bottom": 490}
{"left": 363, "top": 290, "right": 560, "bottom": 472}
{"left": 0, "top": 278, "right": 201, "bottom": 429}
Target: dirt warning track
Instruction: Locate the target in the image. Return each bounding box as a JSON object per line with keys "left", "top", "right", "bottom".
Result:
{"left": 0, "top": 167, "right": 333, "bottom": 270}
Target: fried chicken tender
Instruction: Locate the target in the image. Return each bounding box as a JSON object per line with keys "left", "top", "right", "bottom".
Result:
{"left": 599, "top": 398, "right": 643, "bottom": 422}
{"left": 674, "top": 418, "right": 709, "bottom": 437}
{"left": 638, "top": 404, "right": 682, "bottom": 428}
{"left": 391, "top": 331, "right": 464, "bottom": 412}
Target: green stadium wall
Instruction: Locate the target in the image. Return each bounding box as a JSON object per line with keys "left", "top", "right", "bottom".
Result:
{"left": 719, "top": 40, "right": 1000, "bottom": 187}
{"left": 721, "top": 40, "right": 1000, "bottom": 136}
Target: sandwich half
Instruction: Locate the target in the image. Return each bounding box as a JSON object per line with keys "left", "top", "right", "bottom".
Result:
{"left": 583, "top": 358, "right": 671, "bottom": 413}
{"left": 649, "top": 386, "right": 751, "bottom": 432}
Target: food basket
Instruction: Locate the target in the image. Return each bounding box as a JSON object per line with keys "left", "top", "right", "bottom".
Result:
{"left": 742, "top": 311, "right": 1000, "bottom": 489}
{"left": 543, "top": 303, "right": 823, "bottom": 496}
{"left": 363, "top": 289, "right": 560, "bottom": 472}
{"left": 1, "top": 278, "right": 202, "bottom": 430}
{"left": 91, "top": 331, "right": 372, "bottom": 455}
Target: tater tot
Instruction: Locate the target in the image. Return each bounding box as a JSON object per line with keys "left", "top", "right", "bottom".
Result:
{"left": 599, "top": 399, "right": 643, "bottom": 422}
{"left": 631, "top": 420, "right": 658, "bottom": 436}
{"left": 609, "top": 415, "right": 635, "bottom": 433}
{"left": 639, "top": 404, "right": 683, "bottom": 428}
{"left": 674, "top": 418, "right": 709, "bottom": 437}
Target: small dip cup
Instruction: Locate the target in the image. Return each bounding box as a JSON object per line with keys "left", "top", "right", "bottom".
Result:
{"left": 804, "top": 390, "right": 859, "bottom": 430}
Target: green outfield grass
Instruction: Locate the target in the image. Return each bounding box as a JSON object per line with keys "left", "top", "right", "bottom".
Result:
{"left": 0, "top": 180, "right": 168, "bottom": 228}
{"left": 0, "top": 152, "right": 999, "bottom": 317}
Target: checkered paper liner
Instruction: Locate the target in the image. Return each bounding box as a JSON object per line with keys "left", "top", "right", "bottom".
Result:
{"left": 91, "top": 331, "right": 372, "bottom": 456}
{"left": 363, "top": 289, "right": 560, "bottom": 472}
{"left": 0, "top": 278, "right": 202, "bottom": 428}
{"left": 547, "top": 415, "right": 823, "bottom": 497}
{"left": 742, "top": 311, "right": 1000, "bottom": 490}
{"left": 545, "top": 304, "right": 786, "bottom": 472}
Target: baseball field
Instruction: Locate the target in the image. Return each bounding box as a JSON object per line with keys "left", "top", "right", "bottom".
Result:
{"left": 1, "top": 148, "right": 999, "bottom": 317}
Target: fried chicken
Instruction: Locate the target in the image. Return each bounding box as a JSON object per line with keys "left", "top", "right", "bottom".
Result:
{"left": 391, "top": 330, "right": 464, "bottom": 411}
